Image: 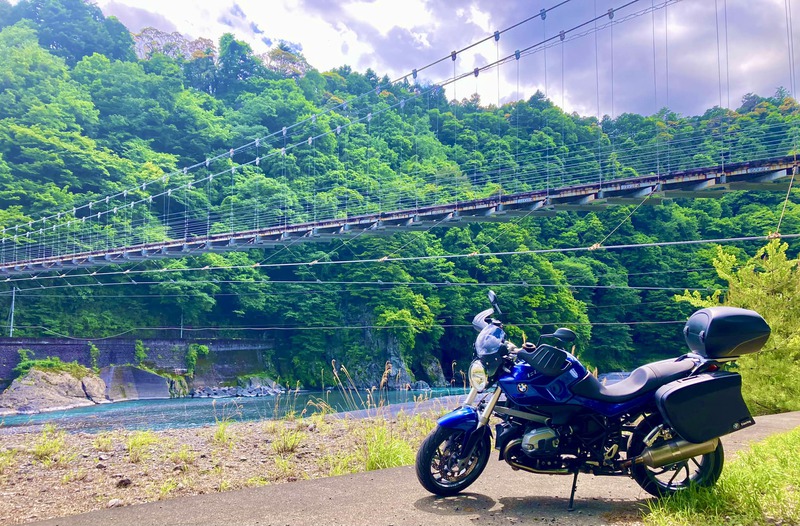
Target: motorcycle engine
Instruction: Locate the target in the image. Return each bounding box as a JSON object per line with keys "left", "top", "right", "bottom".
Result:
{"left": 521, "top": 427, "right": 559, "bottom": 456}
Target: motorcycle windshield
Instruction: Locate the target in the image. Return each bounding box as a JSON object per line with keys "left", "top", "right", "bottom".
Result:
{"left": 472, "top": 308, "right": 495, "bottom": 331}
{"left": 475, "top": 324, "right": 505, "bottom": 358}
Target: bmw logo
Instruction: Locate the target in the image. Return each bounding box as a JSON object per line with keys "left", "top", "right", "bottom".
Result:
{"left": 517, "top": 383, "right": 528, "bottom": 393}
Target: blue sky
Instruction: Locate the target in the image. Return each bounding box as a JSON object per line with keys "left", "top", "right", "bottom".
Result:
{"left": 98, "top": 0, "right": 799, "bottom": 118}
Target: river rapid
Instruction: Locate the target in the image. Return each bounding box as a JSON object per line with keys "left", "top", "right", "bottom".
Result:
{"left": 0, "top": 388, "right": 466, "bottom": 434}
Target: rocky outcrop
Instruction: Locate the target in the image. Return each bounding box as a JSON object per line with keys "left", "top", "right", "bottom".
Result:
{"left": 421, "top": 357, "right": 448, "bottom": 387}
{"left": 237, "top": 375, "right": 281, "bottom": 390}
{"left": 0, "top": 369, "right": 109, "bottom": 415}
{"left": 99, "top": 365, "right": 170, "bottom": 401}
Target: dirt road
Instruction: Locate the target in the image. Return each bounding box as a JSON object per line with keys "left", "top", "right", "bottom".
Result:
{"left": 30, "top": 411, "right": 800, "bottom": 526}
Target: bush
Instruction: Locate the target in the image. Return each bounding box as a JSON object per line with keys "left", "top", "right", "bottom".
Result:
{"left": 13, "top": 351, "right": 91, "bottom": 380}
{"left": 134, "top": 340, "right": 148, "bottom": 365}
{"left": 87, "top": 342, "right": 100, "bottom": 371}
{"left": 185, "top": 344, "right": 209, "bottom": 377}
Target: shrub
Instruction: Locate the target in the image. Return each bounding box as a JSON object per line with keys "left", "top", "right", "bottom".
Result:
{"left": 134, "top": 340, "right": 148, "bottom": 365}
{"left": 87, "top": 342, "right": 100, "bottom": 371}
{"left": 185, "top": 344, "right": 209, "bottom": 377}
{"left": 13, "top": 351, "right": 91, "bottom": 380}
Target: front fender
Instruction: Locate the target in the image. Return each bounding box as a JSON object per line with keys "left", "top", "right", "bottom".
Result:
{"left": 437, "top": 406, "right": 491, "bottom": 460}
{"left": 437, "top": 406, "right": 479, "bottom": 431}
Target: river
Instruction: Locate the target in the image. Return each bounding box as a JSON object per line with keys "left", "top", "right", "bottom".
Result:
{"left": 0, "top": 388, "right": 467, "bottom": 434}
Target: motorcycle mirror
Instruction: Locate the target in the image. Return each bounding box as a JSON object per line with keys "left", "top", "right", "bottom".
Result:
{"left": 487, "top": 290, "right": 502, "bottom": 315}
{"left": 553, "top": 328, "right": 576, "bottom": 343}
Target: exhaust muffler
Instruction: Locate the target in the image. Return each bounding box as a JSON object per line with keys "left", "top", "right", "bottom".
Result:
{"left": 625, "top": 437, "right": 719, "bottom": 469}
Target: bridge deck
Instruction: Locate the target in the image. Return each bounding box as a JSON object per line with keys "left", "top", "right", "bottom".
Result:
{"left": 1, "top": 156, "right": 796, "bottom": 276}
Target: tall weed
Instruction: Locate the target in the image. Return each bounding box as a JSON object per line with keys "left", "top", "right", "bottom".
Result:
{"left": 645, "top": 427, "right": 800, "bottom": 526}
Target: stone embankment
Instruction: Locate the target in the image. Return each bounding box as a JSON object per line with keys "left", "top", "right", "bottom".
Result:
{"left": 190, "top": 385, "right": 283, "bottom": 397}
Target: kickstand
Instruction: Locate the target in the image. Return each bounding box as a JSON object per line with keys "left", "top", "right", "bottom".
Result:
{"left": 567, "top": 470, "right": 580, "bottom": 512}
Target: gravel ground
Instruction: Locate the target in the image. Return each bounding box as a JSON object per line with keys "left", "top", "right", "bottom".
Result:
{"left": 0, "top": 410, "right": 437, "bottom": 525}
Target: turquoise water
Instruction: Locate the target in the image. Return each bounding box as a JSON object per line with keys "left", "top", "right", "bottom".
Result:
{"left": 0, "top": 389, "right": 466, "bottom": 434}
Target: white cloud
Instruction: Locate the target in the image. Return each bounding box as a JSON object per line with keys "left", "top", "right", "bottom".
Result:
{"left": 95, "top": 0, "right": 800, "bottom": 117}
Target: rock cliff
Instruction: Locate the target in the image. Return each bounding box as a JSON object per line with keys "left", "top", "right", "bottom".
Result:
{"left": 0, "top": 369, "right": 109, "bottom": 415}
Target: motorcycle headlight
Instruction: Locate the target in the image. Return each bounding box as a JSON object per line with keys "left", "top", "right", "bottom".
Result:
{"left": 469, "top": 359, "right": 488, "bottom": 392}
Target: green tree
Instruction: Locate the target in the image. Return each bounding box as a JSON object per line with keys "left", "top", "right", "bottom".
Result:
{"left": 676, "top": 241, "right": 800, "bottom": 414}
{"left": 6, "top": 0, "right": 134, "bottom": 65}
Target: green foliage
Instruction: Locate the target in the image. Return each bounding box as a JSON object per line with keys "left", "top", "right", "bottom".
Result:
{"left": 0, "top": 5, "right": 799, "bottom": 386}
{"left": 87, "top": 342, "right": 99, "bottom": 371}
{"left": 676, "top": 241, "right": 800, "bottom": 414}
{"left": 185, "top": 343, "right": 209, "bottom": 377}
{"left": 13, "top": 351, "right": 91, "bottom": 380}
{"left": 168, "top": 444, "right": 196, "bottom": 465}
{"left": 644, "top": 427, "right": 800, "bottom": 526}
{"left": 92, "top": 432, "right": 114, "bottom": 452}
{"left": 134, "top": 339, "right": 148, "bottom": 365}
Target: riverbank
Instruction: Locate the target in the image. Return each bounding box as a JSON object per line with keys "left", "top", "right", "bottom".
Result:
{"left": 0, "top": 399, "right": 453, "bottom": 525}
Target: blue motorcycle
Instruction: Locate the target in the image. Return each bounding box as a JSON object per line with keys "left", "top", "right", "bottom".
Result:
{"left": 415, "top": 291, "right": 770, "bottom": 508}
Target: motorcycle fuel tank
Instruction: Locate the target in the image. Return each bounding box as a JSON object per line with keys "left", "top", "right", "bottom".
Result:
{"left": 501, "top": 353, "right": 586, "bottom": 405}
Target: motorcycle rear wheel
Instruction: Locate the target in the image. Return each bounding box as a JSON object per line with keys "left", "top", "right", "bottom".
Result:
{"left": 415, "top": 425, "right": 491, "bottom": 496}
{"left": 628, "top": 414, "right": 724, "bottom": 498}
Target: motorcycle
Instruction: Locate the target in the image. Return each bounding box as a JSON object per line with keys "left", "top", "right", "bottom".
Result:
{"left": 415, "top": 291, "right": 770, "bottom": 509}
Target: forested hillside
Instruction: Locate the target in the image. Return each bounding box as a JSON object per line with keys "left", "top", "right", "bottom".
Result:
{"left": 1, "top": 0, "right": 798, "bottom": 388}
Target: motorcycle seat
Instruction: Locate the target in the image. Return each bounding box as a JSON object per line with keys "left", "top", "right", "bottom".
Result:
{"left": 571, "top": 357, "right": 695, "bottom": 403}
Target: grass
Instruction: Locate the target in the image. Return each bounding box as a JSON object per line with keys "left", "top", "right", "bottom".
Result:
{"left": 168, "top": 444, "right": 196, "bottom": 465}
{"left": 32, "top": 424, "right": 75, "bottom": 468}
{"left": 645, "top": 427, "right": 800, "bottom": 526}
{"left": 157, "top": 478, "right": 179, "bottom": 500}
{"left": 271, "top": 455, "right": 301, "bottom": 480}
{"left": 272, "top": 427, "right": 305, "bottom": 455}
{"left": 0, "top": 449, "right": 17, "bottom": 475}
{"left": 126, "top": 430, "right": 159, "bottom": 463}
{"left": 212, "top": 419, "right": 234, "bottom": 448}
{"left": 246, "top": 475, "right": 271, "bottom": 487}
{"left": 92, "top": 432, "right": 114, "bottom": 452}
{"left": 317, "top": 451, "right": 361, "bottom": 476}
{"left": 211, "top": 399, "right": 240, "bottom": 449}
{"left": 362, "top": 422, "right": 415, "bottom": 471}
{"left": 61, "top": 468, "right": 87, "bottom": 484}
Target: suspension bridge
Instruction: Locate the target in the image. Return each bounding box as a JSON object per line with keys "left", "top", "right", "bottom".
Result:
{"left": 0, "top": 155, "right": 795, "bottom": 276}
{"left": 0, "top": 0, "right": 798, "bottom": 280}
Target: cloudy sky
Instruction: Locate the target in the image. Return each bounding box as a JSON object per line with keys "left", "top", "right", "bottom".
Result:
{"left": 96, "top": 0, "right": 798, "bottom": 118}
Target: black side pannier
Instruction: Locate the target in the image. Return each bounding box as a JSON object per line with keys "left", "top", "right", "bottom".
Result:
{"left": 655, "top": 371, "right": 754, "bottom": 444}
{"left": 683, "top": 307, "right": 770, "bottom": 359}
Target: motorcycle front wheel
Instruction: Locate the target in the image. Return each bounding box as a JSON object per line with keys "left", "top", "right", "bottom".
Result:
{"left": 628, "top": 414, "right": 724, "bottom": 498}
{"left": 415, "top": 425, "right": 491, "bottom": 496}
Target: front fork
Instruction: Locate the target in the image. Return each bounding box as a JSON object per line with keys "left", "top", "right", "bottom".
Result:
{"left": 473, "top": 387, "right": 502, "bottom": 428}
{"left": 444, "top": 387, "right": 502, "bottom": 467}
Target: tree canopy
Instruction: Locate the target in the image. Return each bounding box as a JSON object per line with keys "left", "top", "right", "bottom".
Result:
{"left": 0, "top": 0, "right": 799, "bottom": 389}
